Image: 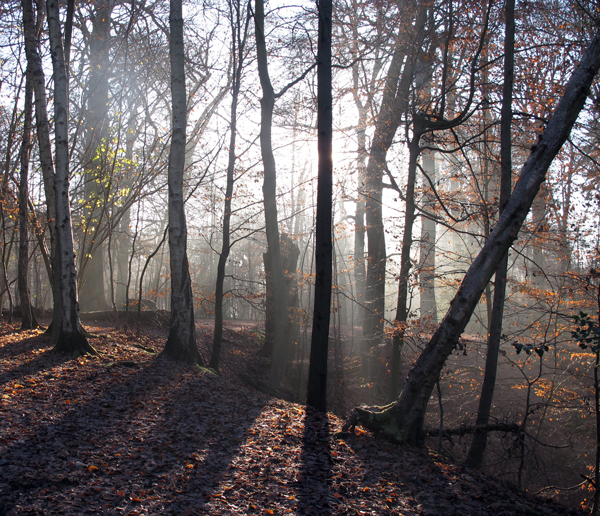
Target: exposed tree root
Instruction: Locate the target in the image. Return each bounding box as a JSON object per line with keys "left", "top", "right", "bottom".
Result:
{"left": 342, "top": 403, "right": 424, "bottom": 445}
{"left": 53, "top": 330, "right": 97, "bottom": 357}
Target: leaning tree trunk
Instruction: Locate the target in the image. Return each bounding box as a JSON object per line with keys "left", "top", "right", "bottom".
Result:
{"left": 160, "top": 0, "right": 200, "bottom": 364}
{"left": 255, "top": 0, "right": 290, "bottom": 386}
{"left": 47, "top": 0, "right": 95, "bottom": 355}
{"left": 344, "top": 30, "right": 600, "bottom": 445}
{"left": 18, "top": 67, "right": 39, "bottom": 329}
{"left": 466, "top": 0, "right": 514, "bottom": 469}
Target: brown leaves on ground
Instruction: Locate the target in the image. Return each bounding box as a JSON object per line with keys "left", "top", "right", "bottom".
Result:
{"left": 0, "top": 321, "right": 582, "bottom": 515}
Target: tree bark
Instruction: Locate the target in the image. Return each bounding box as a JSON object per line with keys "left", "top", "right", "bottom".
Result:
{"left": 211, "top": 0, "right": 249, "bottom": 371}
{"left": 161, "top": 0, "right": 200, "bottom": 364}
{"left": 18, "top": 67, "right": 39, "bottom": 329}
{"left": 466, "top": 0, "right": 514, "bottom": 469}
{"left": 389, "top": 129, "right": 423, "bottom": 401}
{"left": 419, "top": 151, "right": 437, "bottom": 324}
{"left": 255, "top": 0, "right": 290, "bottom": 386}
{"left": 345, "top": 29, "right": 600, "bottom": 445}
{"left": 306, "top": 0, "right": 333, "bottom": 412}
{"left": 47, "top": 0, "right": 95, "bottom": 355}
{"left": 22, "top": 0, "right": 61, "bottom": 338}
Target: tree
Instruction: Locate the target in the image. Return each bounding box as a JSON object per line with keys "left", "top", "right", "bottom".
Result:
{"left": 466, "top": 0, "right": 515, "bottom": 469}
{"left": 388, "top": 0, "right": 493, "bottom": 401}
{"left": 160, "top": 0, "right": 201, "bottom": 364}
{"left": 210, "top": 0, "right": 251, "bottom": 371}
{"left": 344, "top": 28, "right": 600, "bottom": 445}
{"left": 306, "top": 0, "right": 333, "bottom": 412}
{"left": 78, "top": 0, "right": 114, "bottom": 312}
{"left": 21, "top": 0, "right": 61, "bottom": 338}
{"left": 17, "top": 66, "right": 39, "bottom": 329}
{"left": 254, "top": 0, "right": 314, "bottom": 386}
{"left": 46, "top": 0, "right": 96, "bottom": 355}
{"left": 360, "top": 0, "right": 428, "bottom": 381}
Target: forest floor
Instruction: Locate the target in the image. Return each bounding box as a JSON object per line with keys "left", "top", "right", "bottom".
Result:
{"left": 0, "top": 319, "right": 587, "bottom": 515}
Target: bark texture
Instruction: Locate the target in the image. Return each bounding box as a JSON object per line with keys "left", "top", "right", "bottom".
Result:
{"left": 47, "top": 0, "right": 95, "bottom": 355}
{"left": 18, "top": 68, "right": 39, "bottom": 329}
{"left": 161, "top": 0, "right": 200, "bottom": 365}
{"left": 22, "top": 0, "right": 61, "bottom": 337}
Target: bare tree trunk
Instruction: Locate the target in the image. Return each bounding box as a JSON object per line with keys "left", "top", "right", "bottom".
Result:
{"left": 211, "top": 0, "right": 250, "bottom": 371}
{"left": 255, "top": 0, "right": 290, "bottom": 386}
{"left": 466, "top": 0, "right": 514, "bottom": 469}
{"left": 363, "top": 1, "right": 427, "bottom": 390}
{"left": 306, "top": 0, "right": 333, "bottom": 412}
{"left": 389, "top": 132, "right": 422, "bottom": 401}
{"left": 47, "top": 0, "right": 95, "bottom": 355}
{"left": 419, "top": 150, "right": 437, "bottom": 324}
{"left": 18, "top": 67, "right": 39, "bottom": 329}
{"left": 344, "top": 30, "right": 600, "bottom": 444}
{"left": 22, "top": 0, "right": 61, "bottom": 340}
{"left": 160, "top": 0, "right": 200, "bottom": 364}
{"left": 78, "top": 0, "right": 114, "bottom": 312}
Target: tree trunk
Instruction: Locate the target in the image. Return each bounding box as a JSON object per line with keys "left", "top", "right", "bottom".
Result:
{"left": 22, "top": 0, "right": 61, "bottom": 337}
{"left": 389, "top": 125, "right": 424, "bottom": 401}
{"left": 306, "top": 0, "right": 333, "bottom": 412}
{"left": 161, "top": 0, "right": 200, "bottom": 364}
{"left": 363, "top": 2, "right": 427, "bottom": 389}
{"left": 255, "top": 0, "right": 290, "bottom": 386}
{"left": 211, "top": 0, "right": 249, "bottom": 371}
{"left": 466, "top": 0, "right": 514, "bottom": 469}
{"left": 344, "top": 30, "right": 600, "bottom": 445}
{"left": 78, "top": 0, "right": 113, "bottom": 312}
{"left": 18, "top": 67, "right": 39, "bottom": 330}
{"left": 47, "top": 0, "right": 95, "bottom": 355}
{"left": 419, "top": 150, "right": 437, "bottom": 324}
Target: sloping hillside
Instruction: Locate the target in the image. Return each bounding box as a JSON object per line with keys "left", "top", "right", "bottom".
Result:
{"left": 0, "top": 321, "right": 583, "bottom": 515}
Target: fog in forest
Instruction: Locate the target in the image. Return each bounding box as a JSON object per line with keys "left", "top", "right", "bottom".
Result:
{"left": 2, "top": 0, "right": 600, "bottom": 511}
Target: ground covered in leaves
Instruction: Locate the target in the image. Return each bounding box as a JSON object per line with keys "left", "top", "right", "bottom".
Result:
{"left": 0, "top": 320, "right": 584, "bottom": 515}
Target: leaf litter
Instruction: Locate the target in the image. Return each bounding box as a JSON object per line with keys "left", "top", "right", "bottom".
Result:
{"left": 0, "top": 321, "right": 583, "bottom": 515}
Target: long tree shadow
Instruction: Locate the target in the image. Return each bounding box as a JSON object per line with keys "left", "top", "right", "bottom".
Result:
{"left": 0, "top": 333, "right": 52, "bottom": 360}
{"left": 0, "top": 335, "right": 70, "bottom": 387}
{"left": 0, "top": 355, "right": 181, "bottom": 514}
{"left": 0, "top": 349, "right": 267, "bottom": 515}
{"left": 296, "top": 407, "right": 332, "bottom": 515}
{"left": 151, "top": 375, "right": 268, "bottom": 514}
